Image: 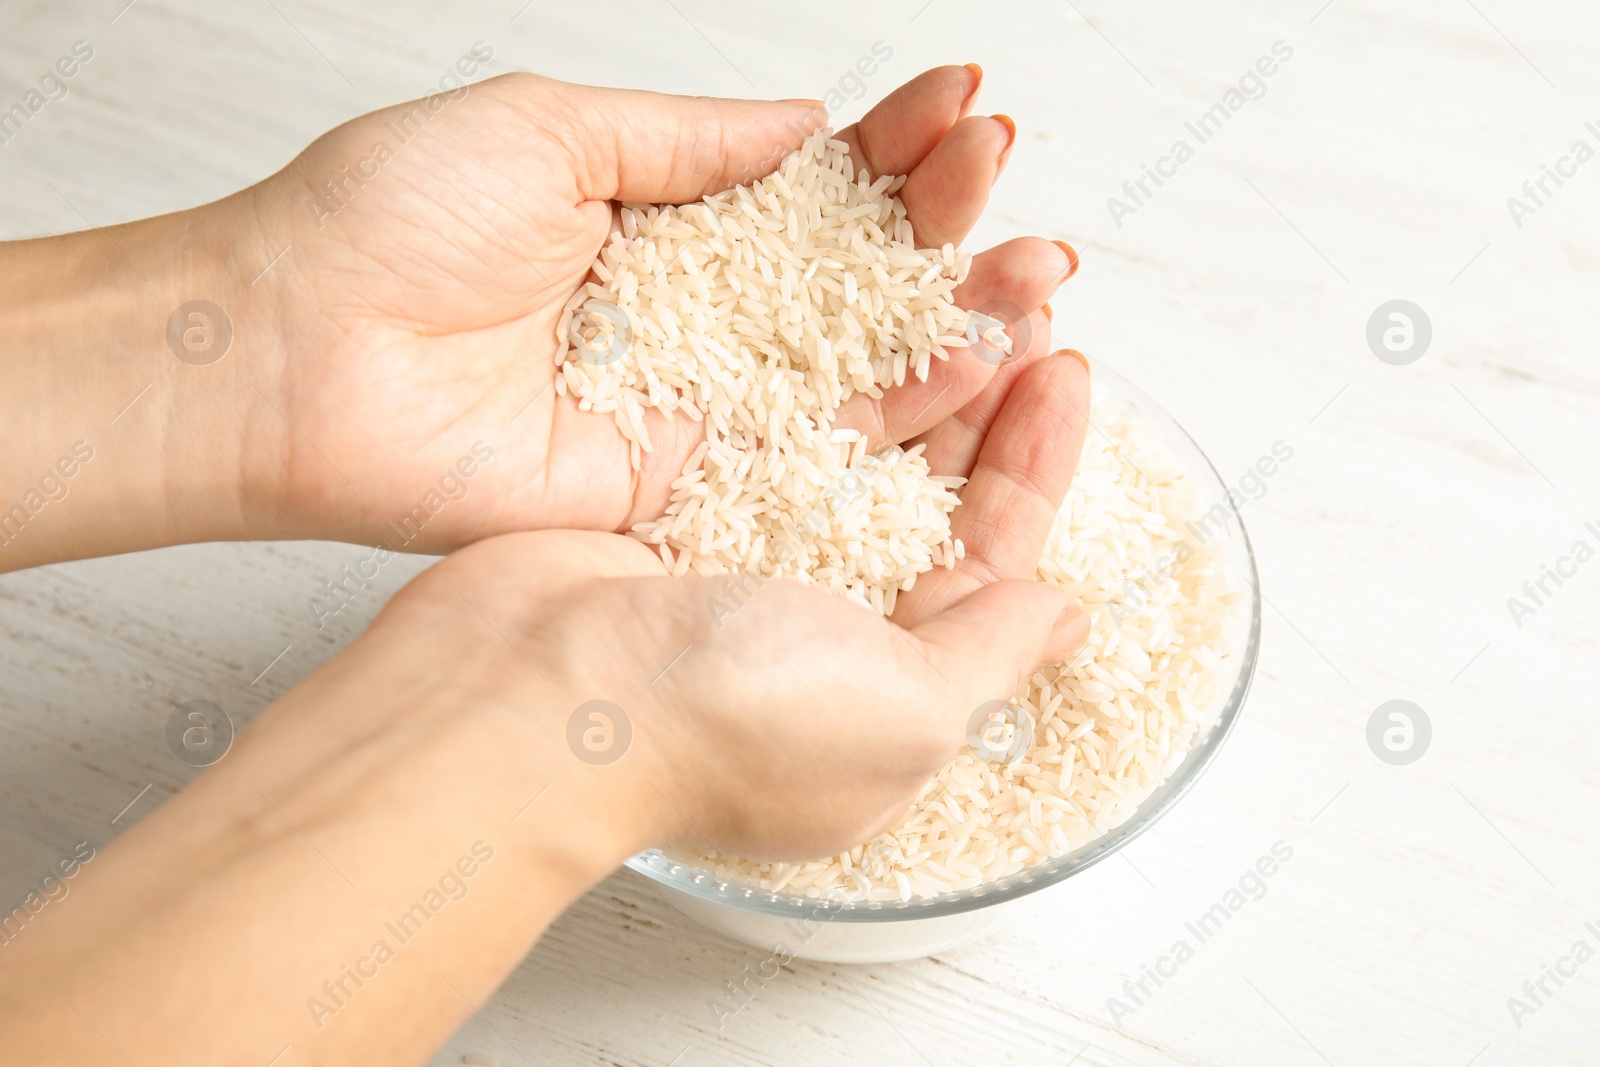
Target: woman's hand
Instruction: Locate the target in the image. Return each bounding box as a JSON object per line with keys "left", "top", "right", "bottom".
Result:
{"left": 0, "top": 325, "right": 1089, "bottom": 1065}
{"left": 0, "top": 65, "right": 1075, "bottom": 570}
{"left": 372, "top": 328, "right": 1089, "bottom": 862}
{"left": 241, "top": 65, "right": 1078, "bottom": 551}
{"left": 383, "top": 530, "right": 1083, "bottom": 864}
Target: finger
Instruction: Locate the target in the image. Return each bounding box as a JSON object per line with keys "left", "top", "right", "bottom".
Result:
{"left": 896, "top": 114, "right": 1015, "bottom": 249}
{"left": 833, "top": 65, "right": 983, "bottom": 180}
{"left": 831, "top": 237, "right": 1076, "bottom": 449}
{"left": 536, "top": 75, "right": 827, "bottom": 203}
{"left": 895, "top": 352, "right": 1090, "bottom": 626}
{"left": 833, "top": 69, "right": 1002, "bottom": 249}
{"left": 906, "top": 309, "right": 1055, "bottom": 477}
{"left": 954, "top": 236, "right": 1079, "bottom": 310}
{"left": 947, "top": 353, "right": 1090, "bottom": 584}
{"left": 830, "top": 334, "right": 1005, "bottom": 453}
{"left": 905, "top": 580, "right": 1082, "bottom": 718}
{"left": 909, "top": 233, "right": 1081, "bottom": 475}
{"left": 829, "top": 306, "right": 1045, "bottom": 452}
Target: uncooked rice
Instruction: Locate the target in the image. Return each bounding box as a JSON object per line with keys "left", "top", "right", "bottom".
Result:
{"left": 557, "top": 129, "right": 1241, "bottom": 901}
{"left": 556, "top": 129, "right": 978, "bottom": 612}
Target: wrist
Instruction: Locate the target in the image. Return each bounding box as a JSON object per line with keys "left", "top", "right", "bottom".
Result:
{"left": 0, "top": 593, "right": 675, "bottom": 1064}
{"left": 0, "top": 191, "right": 292, "bottom": 567}
{"left": 350, "top": 606, "right": 678, "bottom": 884}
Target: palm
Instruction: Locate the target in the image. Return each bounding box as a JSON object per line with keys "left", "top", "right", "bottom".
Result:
{"left": 258, "top": 68, "right": 1087, "bottom": 616}
{"left": 261, "top": 76, "right": 626, "bottom": 544}
{"left": 410, "top": 524, "right": 1082, "bottom": 860}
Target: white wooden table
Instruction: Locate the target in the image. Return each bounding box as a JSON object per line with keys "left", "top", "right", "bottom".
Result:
{"left": 3, "top": 1, "right": 1597, "bottom": 1063}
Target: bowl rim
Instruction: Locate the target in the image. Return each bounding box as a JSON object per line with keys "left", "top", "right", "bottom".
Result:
{"left": 625, "top": 359, "right": 1261, "bottom": 922}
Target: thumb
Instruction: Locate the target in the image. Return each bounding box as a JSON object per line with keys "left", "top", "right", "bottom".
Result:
{"left": 907, "top": 580, "right": 1089, "bottom": 712}
{"left": 549, "top": 79, "right": 827, "bottom": 203}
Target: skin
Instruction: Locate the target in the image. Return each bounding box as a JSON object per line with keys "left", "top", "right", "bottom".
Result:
{"left": 0, "top": 67, "right": 1091, "bottom": 1064}
{"left": 0, "top": 65, "right": 1080, "bottom": 570}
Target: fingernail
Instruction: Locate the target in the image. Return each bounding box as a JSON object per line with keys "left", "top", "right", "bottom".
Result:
{"left": 1042, "top": 302, "right": 1053, "bottom": 323}
{"left": 1044, "top": 604, "right": 1090, "bottom": 665}
{"left": 1057, "top": 348, "right": 1090, "bottom": 376}
{"left": 780, "top": 98, "right": 825, "bottom": 109}
{"left": 1052, "top": 240, "right": 1080, "bottom": 283}
{"left": 960, "top": 63, "right": 984, "bottom": 117}
{"left": 992, "top": 114, "right": 1017, "bottom": 171}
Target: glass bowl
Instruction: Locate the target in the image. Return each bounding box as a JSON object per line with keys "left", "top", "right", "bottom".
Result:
{"left": 624, "top": 356, "right": 1261, "bottom": 963}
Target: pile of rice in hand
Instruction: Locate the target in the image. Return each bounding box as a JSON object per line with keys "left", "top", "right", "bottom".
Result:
{"left": 555, "top": 129, "right": 1237, "bottom": 901}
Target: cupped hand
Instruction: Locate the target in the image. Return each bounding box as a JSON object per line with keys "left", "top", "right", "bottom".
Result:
{"left": 242, "top": 65, "right": 1079, "bottom": 552}
{"left": 373, "top": 337, "right": 1092, "bottom": 861}
{"left": 379, "top": 528, "right": 1080, "bottom": 862}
